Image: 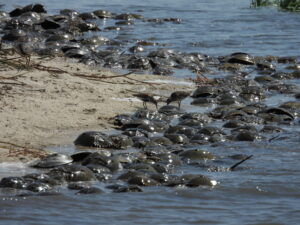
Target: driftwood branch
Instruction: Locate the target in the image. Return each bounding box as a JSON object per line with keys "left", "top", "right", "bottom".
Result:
{"left": 0, "top": 140, "right": 45, "bottom": 152}
{"left": 0, "top": 81, "right": 26, "bottom": 86}
{"left": 0, "top": 51, "right": 161, "bottom": 92}
{"left": 31, "top": 63, "right": 158, "bottom": 86}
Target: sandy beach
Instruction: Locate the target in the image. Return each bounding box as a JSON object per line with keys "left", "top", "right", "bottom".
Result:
{"left": 0, "top": 55, "right": 195, "bottom": 162}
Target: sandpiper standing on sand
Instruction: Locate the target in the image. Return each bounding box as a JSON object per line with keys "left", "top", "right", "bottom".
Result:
{"left": 133, "top": 93, "right": 158, "bottom": 110}
{"left": 166, "top": 91, "right": 190, "bottom": 109}
{"left": 15, "top": 43, "right": 32, "bottom": 67}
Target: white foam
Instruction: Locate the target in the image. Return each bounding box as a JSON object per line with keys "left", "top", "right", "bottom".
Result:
{"left": 146, "top": 79, "right": 194, "bottom": 87}
{"left": 0, "top": 162, "right": 38, "bottom": 179}
{"left": 112, "top": 97, "right": 142, "bottom": 102}
{"left": 210, "top": 180, "right": 218, "bottom": 186}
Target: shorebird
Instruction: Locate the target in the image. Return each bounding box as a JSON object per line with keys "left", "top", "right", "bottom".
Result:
{"left": 166, "top": 91, "right": 190, "bottom": 109}
{"left": 14, "top": 43, "right": 32, "bottom": 67}
{"left": 133, "top": 93, "right": 158, "bottom": 110}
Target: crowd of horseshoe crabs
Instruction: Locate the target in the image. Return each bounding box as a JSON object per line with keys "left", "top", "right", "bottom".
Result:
{"left": 0, "top": 4, "right": 299, "bottom": 196}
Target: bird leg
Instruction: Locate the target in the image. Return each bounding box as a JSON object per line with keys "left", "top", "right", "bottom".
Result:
{"left": 25, "top": 55, "right": 31, "bottom": 68}
{"left": 143, "top": 102, "right": 147, "bottom": 109}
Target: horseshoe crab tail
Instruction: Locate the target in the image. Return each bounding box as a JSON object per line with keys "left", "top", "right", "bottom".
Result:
{"left": 230, "top": 155, "right": 253, "bottom": 171}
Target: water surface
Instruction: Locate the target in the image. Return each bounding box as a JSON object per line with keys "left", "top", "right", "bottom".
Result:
{"left": 2, "top": 0, "right": 300, "bottom": 57}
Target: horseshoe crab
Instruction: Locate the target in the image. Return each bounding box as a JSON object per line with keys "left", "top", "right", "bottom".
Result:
{"left": 76, "top": 187, "right": 103, "bottom": 194}
{"left": 93, "top": 10, "right": 113, "bottom": 19}
{"left": 164, "top": 133, "right": 189, "bottom": 144}
{"left": 280, "top": 101, "right": 300, "bottom": 110}
{"left": 26, "top": 182, "right": 52, "bottom": 193}
{"left": 2, "top": 29, "right": 27, "bottom": 42}
{"left": 0, "top": 177, "right": 27, "bottom": 189}
{"left": 79, "top": 12, "right": 97, "bottom": 20}
{"left": 113, "top": 185, "right": 143, "bottom": 193}
{"left": 185, "top": 175, "right": 217, "bottom": 187}
{"left": 166, "top": 125, "right": 197, "bottom": 138}
{"left": 74, "top": 131, "right": 115, "bottom": 148}
{"left": 9, "top": 4, "right": 46, "bottom": 17}
{"left": 191, "top": 86, "right": 218, "bottom": 98}
{"left": 234, "top": 130, "right": 260, "bottom": 142}
{"left": 191, "top": 97, "right": 217, "bottom": 106}
{"left": 47, "top": 165, "right": 96, "bottom": 182}
{"left": 123, "top": 128, "right": 150, "bottom": 137}
{"left": 181, "top": 112, "right": 208, "bottom": 121}
{"left": 127, "top": 175, "right": 159, "bottom": 186}
{"left": 179, "top": 149, "right": 215, "bottom": 160}
{"left": 178, "top": 119, "right": 205, "bottom": 128}
{"left": 158, "top": 105, "right": 184, "bottom": 116}
{"left": 258, "top": 107, "right": 294, "bottom": 121}
{"left": 133, "top": 109, "right": 169, "bottom": 121}
{"left": 31, "top": 153, "right": 73, "bottom": 168}
{"left": 227, "top": 52, "right": 255, "bottom": 65}
{"left": 239, "top": 86, "right": 265, "bottom": 102}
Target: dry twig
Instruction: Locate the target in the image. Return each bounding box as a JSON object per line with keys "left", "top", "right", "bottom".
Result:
{"left": 188, "top": 71, "right": 213, "bottom": 86}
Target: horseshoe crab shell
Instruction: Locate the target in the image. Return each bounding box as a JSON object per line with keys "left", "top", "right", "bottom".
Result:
{"left": 31, "top": 153, "right": 73, "bottom": 168}
{"left": 186, "top": 175, "right": 217, "bottom": 187}
{"left": 227, "top": 52, "right": 255, "bottom": 65}
{"left": 179, "top": 149, "right": 215, "bottom": 160}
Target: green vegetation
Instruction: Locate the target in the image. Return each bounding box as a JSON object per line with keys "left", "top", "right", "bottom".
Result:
{"left": 251, "top": 0, "right": 277, "bottom": 7}
{"left": 251, "top": 0, "right": 300, "bottom": 11}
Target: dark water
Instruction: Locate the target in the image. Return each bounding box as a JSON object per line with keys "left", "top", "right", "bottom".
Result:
{"left": 1, "top": 1, "right": 300, "bottom": 224}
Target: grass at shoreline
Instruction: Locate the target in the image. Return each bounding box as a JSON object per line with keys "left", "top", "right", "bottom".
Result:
{"left": 251, "top": 0, "right": 300, "bottom": 11}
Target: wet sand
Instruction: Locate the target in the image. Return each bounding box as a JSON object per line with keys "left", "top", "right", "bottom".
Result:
{"left": 0, "top": 56, "right": 195, "bottom": 162}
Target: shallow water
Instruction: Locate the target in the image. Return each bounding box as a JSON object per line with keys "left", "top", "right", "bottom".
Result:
{"left": 1, "top": 139, "right": 300, "bottom": 225}
{"left": 2, "top": 0, "right": 300, "bottom": 57}
{"left": 1, "top": 1, "right": 300, "bottom": 225}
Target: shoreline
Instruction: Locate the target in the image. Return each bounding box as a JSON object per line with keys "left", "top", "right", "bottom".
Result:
{"left": 0, "top": 56, "right": 195, "bottom": 163}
